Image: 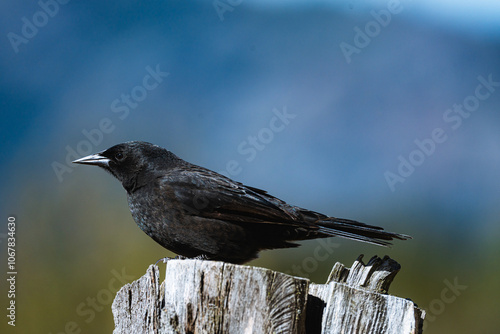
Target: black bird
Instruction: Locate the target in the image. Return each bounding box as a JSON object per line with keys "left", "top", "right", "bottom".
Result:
{"left": 73, "top": 141, "right": 411, "bottom": 264}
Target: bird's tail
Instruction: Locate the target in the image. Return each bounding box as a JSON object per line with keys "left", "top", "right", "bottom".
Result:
{"left": 315, "top": 217, "right": 411, "bottom": 246}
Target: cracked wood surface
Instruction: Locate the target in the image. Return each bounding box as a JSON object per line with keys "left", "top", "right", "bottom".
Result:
{"left": 112, "top": 255, "right": 425, "bottom": 334}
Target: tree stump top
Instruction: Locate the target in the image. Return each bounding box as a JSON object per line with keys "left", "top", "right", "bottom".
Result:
{"left": 112, "top": 255, "right": 425, "bottom": 334}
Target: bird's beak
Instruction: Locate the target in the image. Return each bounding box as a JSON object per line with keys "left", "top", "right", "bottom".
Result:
{"left": 73, "top": 152, "right": 110, "bottom": 167}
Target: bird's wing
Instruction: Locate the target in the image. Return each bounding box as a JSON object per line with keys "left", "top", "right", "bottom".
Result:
{"left": 159, "top": 166, "right": 319, "bottom": 229}
{"left": 158, "top": 166, "right": 411, "bottom": 246}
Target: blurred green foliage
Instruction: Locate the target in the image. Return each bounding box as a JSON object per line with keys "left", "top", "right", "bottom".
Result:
{"left": 1, "top": 170, "right": 499, "bottom": 334}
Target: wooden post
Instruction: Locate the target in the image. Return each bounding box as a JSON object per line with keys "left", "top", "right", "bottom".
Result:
{"left": 112, "top": 255, "right": 425, "bottom": 333}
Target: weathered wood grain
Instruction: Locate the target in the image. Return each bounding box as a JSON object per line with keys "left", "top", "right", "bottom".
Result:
{"left": 308, "top": 255, "right": 425, "bottom": 334}
{"left": 112, "top": 264, "right": 160, "bottom": 334}
{"left": 112, "top": 255, "right": 424, "bottom": 334}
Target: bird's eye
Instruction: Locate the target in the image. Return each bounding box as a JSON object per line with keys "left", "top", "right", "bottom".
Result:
{"left": 115, "top": 152, "right": 125, "bottom": 161}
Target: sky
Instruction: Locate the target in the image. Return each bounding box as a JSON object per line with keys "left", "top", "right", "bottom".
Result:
{"left": 253, "top": 0, "right": 500, "bottom": 36}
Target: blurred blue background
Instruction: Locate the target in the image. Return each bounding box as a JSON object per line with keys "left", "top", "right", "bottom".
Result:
{"left": 1, "top": 0, "right": 500, "bottom": 333}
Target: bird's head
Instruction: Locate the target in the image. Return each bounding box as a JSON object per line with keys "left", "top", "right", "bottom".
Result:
{"left": 73, "top": 141, "right": 182, "bottom": 193}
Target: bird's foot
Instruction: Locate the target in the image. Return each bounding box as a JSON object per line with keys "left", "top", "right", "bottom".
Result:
{"left": 155, "top": 256, "right": 174, "bottom": 265}
{"left": 155, "top": 254, "right": 210, "bottom": 265}
{"left": 175, "top": 254, "right": 210, "bottom": 261}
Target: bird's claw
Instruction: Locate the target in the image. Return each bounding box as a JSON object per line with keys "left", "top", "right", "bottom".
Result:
{"left": 155, "top": 254, "right": 210, "bottom": 266}
{"left": 155, "top": 257, "right": 173, "bottom": 265}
